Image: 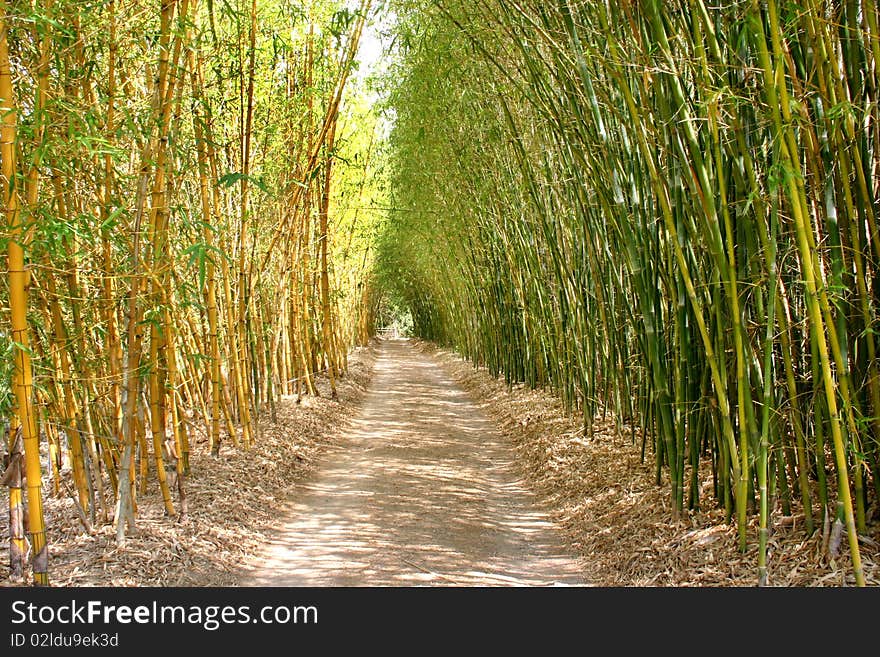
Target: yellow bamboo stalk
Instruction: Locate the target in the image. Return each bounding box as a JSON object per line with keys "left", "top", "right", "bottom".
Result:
{"left": 43, "top": 272, "right": 90, "bottom": 510}
{"left": 116, "top": 0, "right": 180, "bottom": 542}
{"left": 1, "top": 0, "right": 48, "bottom": 584}
{"left": 235, "top": 0, "right": 259, "bottom": 447}
{"left": 319, "top": 113, "right": 339, "bottom": 399}
{"left": 43, "top": 419, "right": 61, "bottom": 497}
{"left": 102, "top": 0, "right": 124, "bottom": 491}
{"left": 187, "top": 24, "right": 223, "bottom": 456}
{"left": 146, "top": 0, "right": 190, "bottom": 516}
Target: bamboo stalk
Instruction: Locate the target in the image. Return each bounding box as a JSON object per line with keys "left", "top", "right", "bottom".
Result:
{"left": 1, "top": 0, "right": 49, "bottom": 584}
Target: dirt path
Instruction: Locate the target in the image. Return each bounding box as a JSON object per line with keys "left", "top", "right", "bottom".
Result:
{"left": 241, "top": 338, "right": 585, "bottom": 586}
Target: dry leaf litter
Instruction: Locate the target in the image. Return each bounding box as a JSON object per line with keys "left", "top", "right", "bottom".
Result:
{"left": 423, "top": 341, "right": 880, "bottom": 587}
{"left": 1, "top": 343, "right": 378, "bottom": 587}
{"left": 3, "top": 338, "right": 878, "bottom": 586}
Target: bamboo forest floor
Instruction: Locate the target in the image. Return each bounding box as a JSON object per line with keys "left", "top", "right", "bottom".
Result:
{"left": 4, "top": 339, "right": 880, "bottom": 587}
{"left": 0, "top": 343, "right": 380, "bottom": 587}
{"left": 239, "top": 338, "right": 585, "bottom": 586}
{"left": 428, "top": 344, "right": 880, "bottom": 586}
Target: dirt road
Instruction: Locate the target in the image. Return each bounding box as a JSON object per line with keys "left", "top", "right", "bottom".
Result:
{"left": 242, "top": 339, "right": 585, "bottom": 586}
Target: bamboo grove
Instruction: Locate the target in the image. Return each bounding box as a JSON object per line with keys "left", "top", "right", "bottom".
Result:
{"left": 379, "top": 0, "right": 880, "bottom": 585}
{"left": 1, "top": 0, "right": 381, "bottom": 584}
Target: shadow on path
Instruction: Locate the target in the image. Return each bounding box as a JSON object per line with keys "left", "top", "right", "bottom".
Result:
{"left": 240, "top": 339, "right": 586, "bottom": 586}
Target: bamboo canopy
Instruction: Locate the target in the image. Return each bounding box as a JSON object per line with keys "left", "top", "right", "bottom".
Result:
{"left": 1, "top": 0, "right": 378, "bottom": 584}
{"left": 378, "top": 0, "right": 880, "bottom": 586}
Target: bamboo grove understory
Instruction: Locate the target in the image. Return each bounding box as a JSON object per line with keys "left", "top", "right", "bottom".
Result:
{"left": 378, "top": 0, "right": 880, "bottom": 586}
{"left": 2, "top": 0, "right": 879, "bottom": 587}
{"left": 1, "top": 0, "right": 381, "bottom": 585}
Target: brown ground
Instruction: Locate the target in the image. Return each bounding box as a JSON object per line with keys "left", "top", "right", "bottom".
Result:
{"left": 3, "top": 337, "right": 879, "bottom": 587}
{"left": 0, "top": 343, "right": 379, "bottom": 587}
{"left": 428, "top": 342, "right": 880, "bottom": 586}
{"left": 240, "top": 338, "right": 584, "bottom": 585}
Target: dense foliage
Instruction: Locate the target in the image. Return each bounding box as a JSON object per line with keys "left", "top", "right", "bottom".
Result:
{"left": 378, "top": 0, "right": 880, "bottom": 584}
{"left": 1, "top": 0, "right": 379, "bottom": 582}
